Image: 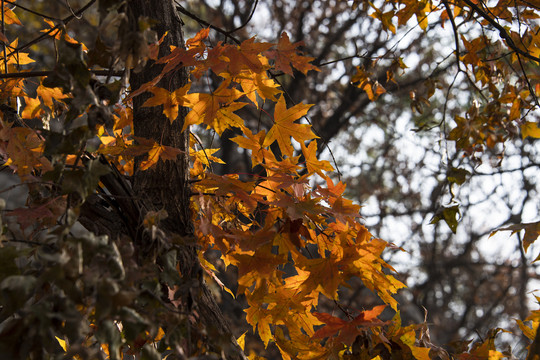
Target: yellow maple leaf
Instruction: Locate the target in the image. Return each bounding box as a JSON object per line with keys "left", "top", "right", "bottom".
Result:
{"left": 141, "top": 83, "right": 192, "bottom": 123}
{"left": 521, "top": 122, "right": 540, "bottom": 139}
{"left": 192, "top": 148, "right": 225, "bottom": 167}
{"left": 301, "top": 141, "right": 334, "bottom": 176}
{"left": 1, "top": 39, "right": 34, "bottom": 67}
{"left": 263, "top": 96, "right": 317, "bottom": 157}
{"left": 37, "top": 85, "right": 68, "bottom": 109}
{"left": 236, "top": 70, "right": 282, "bottom": 106}
{"left": 230, "top": 127, "right": 267, "bottom": 167}
{"left": 2, "top": 5, "right": 20, "bottom": 25}
{"left": 182, "top": 80, "right": 244, "bottom": 132}
{"left": 22, "top": 96, "right": 42, "bottom": 119}
{"left": 211, "top": 102, "right": 248, "bottom": 135}
{"left": 55, "top": 336, "right": 67, "bottom": 352}
{"left": 139, "top": 143, "right": 184, "bottom": 170}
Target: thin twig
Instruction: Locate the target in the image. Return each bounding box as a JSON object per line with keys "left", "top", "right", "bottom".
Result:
{"left": 6, "top": 0, "right": 96, "bottom": 57}
{"left": 64, "top": 0, "right": 82, "bottom": 20}
{"left": 442, "top": 0, "right": 462, "bottom": 72}
{"left": 229, "top": 0, "right": 259, "bottom": 33}
{"left": 174, "top": 2, "right": 241, "bottom": 45}
{"left": 3, "top": 0, "right": 61, "bottom": 21}
{"left": 0, "top": 69, "right": 123, "bottom": 79}
{"left": 462, "top": 0, "right": 540, "bottom": 63}
{"left": 516, "top": 51, "right": 540, "bottom": 108}
{"left": 318, "top": 54, "right": 370, "bottom": 67}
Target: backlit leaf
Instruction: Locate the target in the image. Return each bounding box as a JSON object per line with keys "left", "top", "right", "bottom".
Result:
{"left": 263, "top": 96, "right": 317, "bottom": 157}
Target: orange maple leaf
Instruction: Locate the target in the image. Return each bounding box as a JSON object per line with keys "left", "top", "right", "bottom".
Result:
{"left": 141, "top": 83, "right": 192, "bottom": 123}
{"left": 237, "top": 70, "right": 282, "bottom": 106}
{"left": 41, "top": 19, "right": 88, "bottom": 51}
{"left": 267, "top": 32, "right": 319, "bottom": 76}
{"left": 185, "top": 28, "right": 210, "bottom": 49}
{"left": 37, "top": 84, "right": 68, "bottom": 109}
{"left": 2, "top": 4, "right": 21, "bottom": 25}
{"left": 301, "top": 141, "right": 334, "bottom": 176}
{"left": 223, "top": 37, "right": 273, "bottom": 75}
{"left": 139, "top": 142, "right": 184, "bottom": 170}
{"left": 182, "top": 81, "right": 244, "bottom": 132}
{"left": 263, "top": 96, "right": 317, "bottom": 157}
{"left": 230, "top": 127, "right": 267, "bottom": 167}
{"left": 312, "top": 305, "right": 388, "bottom": 345}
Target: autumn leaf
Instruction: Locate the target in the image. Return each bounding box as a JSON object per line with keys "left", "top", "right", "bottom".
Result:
{"left": 141, "top": 84, "right": 192, "bottom": 123}
{"left": 7, "top": 204, "right": 55, "bottom": 230}
{"left": 139, "top": 143, "right": 185, "bottom": 170}
{"left": 263, "top": 96, "right": 317, "bottom": 157}
{"left": 301, "top": 141, "right": 334, "bottom": 176}
{"left": 191, "top": 148, "right": 225, "bottom": 167}
{"left": 113, "top": 106, "right": 133, "bottom": 131}
{"left": 7, "top": 197, "right": 65, "bottom": 230}
{"left": 182, "top": 80, "right": 244, "bottom": 132}
{"left": 312, "top": 305, "right": 388, "bottom": 345}
{"left": 491, "top": 221, "right": 540, "bottom": 253}
{"left": 2, "top": 39, "right": 34, "bottom": 67}
{"left": 185, "top": 27, "right": 210, "bottom": 48}
{"left": 237, "top": 70, "right": 282, "bottom": 105}
{"left": 266, "top": 32, "right": 319, "bottom": 76}
{"left": 267, "top": 32, "right": 320, "bottom": 76}
{"left": 37, "top": 84, "right": 68, "bottom": 109}
{"left": 211, "top": 102, "right": 248, "bottom": 135}
{"left": 1, "top": 126, "right": 51, "bottom": 178}
{"left": 400, "top": 330, "right": 431, "bottom": 360}
{"left": 230, "top": 127, "right": 267, "bottom": 167}
{"left": 521, "top": 122, "right": 540, "bottom": 139}
{"left": 2, "top": 5, "right": 21, "bottom": 25}
{"left": 21, "top": 96, "right": 42, "bottom": 119}
{"left": 223, "top": 37, "right": 273, "bottom": 75}
{"left": 245, "top": 306, "right": 273, "bottom": 347}
{"left": 55, "top": 337, "right": 67, "bottom": 352}
{"left": 370, "top": 8, "right": 396, "bottom": 34}
{"left": 41, "top": 19, "right": 88, "bottom": 51}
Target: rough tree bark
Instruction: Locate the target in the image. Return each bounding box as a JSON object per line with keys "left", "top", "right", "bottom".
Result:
{"left": 125, "top": 1, "right": 246, "bottom": 359}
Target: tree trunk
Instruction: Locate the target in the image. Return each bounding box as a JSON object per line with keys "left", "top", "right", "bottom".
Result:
{"left": 126, "top": 1, "right": 245, "bottom": 359}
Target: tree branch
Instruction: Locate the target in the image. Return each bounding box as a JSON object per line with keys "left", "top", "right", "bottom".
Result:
{"left": 174, "top": 1, "right": 241, "bottom": 44}
{"left": 0, "top": 69, "right": 123, "bottom": 79}
{"left": 3, "top": 0, "right": 61, "bottom": 21}
{"left": 7, "top": 0, "right": 96, "bottom": 57}
{"left": 461, "top": 0, "right": 540, "bottom": 63}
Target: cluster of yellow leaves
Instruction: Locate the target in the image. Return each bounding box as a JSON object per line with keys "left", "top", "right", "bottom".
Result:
{"left": 113, "top": 27, "right": 413, "bottom": 358}
{"left": 364, "top": 0, "right": 540, "bottom": 155}
{"left": 351, "top": 66, "right": 387, "bottom": 101}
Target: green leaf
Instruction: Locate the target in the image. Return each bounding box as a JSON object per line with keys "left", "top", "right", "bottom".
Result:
{"left": 63, "top": 158, "right": 110, "bottom": 200}
{"left": 0, "top": 275, "right": 37, "bottom": 315}
{"left": 95, "top": 320, "right": 122, "bottom": 360}
{"left": 159, "top": 249, "right": 181, "bottom": 286}
{"left": 120, "top": 307, "right": 148, "bottom": 342}
{"left": 141, "top": 344, "right": 161, "bottom": 360}
{"left": 431, "top": 205, "right": 460, "bottom": 233}
{"left": 447, "top": 167, "right": 470, "bottom": 185}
